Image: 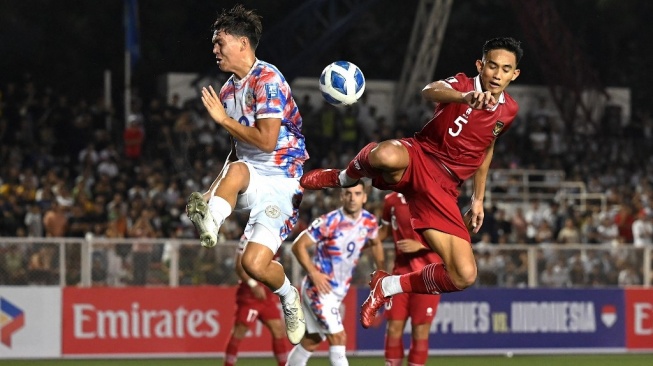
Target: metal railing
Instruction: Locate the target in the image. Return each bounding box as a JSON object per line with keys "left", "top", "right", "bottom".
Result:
{"left": 1, "top": 237, "right": 650, "bottom": 289}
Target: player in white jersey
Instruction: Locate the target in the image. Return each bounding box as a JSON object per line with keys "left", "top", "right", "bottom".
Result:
{"left": 185, "top": 5, "right": 308, "bottom": 345}
{"left": 287, "top": 182, "right": 385, "bottom": 366}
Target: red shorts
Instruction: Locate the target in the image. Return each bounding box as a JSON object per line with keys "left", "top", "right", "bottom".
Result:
{"left": 234, "top": 295, "right": 282, "bottom": 326}
{"left": 372, "top": 137, "right": 470, "bottom": 242}
{"left": 384, "top": 292, "right": 440, "bottom": 324}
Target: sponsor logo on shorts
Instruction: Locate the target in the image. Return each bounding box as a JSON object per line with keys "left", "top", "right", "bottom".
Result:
{"left": 265, "top": 205, "right": 281, "bottom": 218}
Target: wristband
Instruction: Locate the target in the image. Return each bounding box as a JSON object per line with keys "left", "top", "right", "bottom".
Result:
{"left": 247, "top": 278, "right": 258, "bottom": 288}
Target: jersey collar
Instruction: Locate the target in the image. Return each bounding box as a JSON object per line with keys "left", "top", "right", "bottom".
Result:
{"left": 474, "top": 75, "right": 505, "bottom": 110}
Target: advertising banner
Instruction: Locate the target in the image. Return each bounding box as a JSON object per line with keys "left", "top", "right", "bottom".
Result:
{"left": 625, "top": 288, "right": 653, "bottom": 350}
{"left": 62, "top": 286, "right": 358, "bottom": 355}
{"left": 356, "top": 288, "right": 625, "bottom": 351}
{"left": 0, "top": 286, "right": 62, "bottom": 358}
{"left": 63, "top": 286, "right": 238, "bottom": 354}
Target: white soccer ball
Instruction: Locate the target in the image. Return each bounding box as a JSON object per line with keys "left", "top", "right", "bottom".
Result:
{"left": 318, "top": 61, "right": 365, "bottom": 106}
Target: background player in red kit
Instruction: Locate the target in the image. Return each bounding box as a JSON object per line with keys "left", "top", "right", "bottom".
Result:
{"left": 301, "top": 37, "right": 523, "bottom": 327}
{"left": 223, "top": 238, "right": 288, "bottom": 366}
{"left": 379, "top": 192, "right": 442, "bottom": 366}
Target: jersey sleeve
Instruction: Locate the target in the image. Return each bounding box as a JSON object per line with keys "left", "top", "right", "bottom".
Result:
{"left": 442, "top": 73, "right": 469, "bottom": 93}
{"left": 254, "top": 69, "right": 286, "bottom": 120}
{"left": 305, "top": 215, "right": 327, "bottom": 243}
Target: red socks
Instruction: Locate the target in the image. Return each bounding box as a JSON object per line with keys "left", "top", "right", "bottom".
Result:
{"left": 272, "top": 337, "right": 288, "bottom": 366}
{"left": 223, "top": 336, "right": 241, "bottom": 366}
{"left": 346, "top": 142, "right": 383, "bottom": 180}
{"left": 399, "top": 263, "right": 462, "bottom": 294}
{"left": 385, "top": 335, "right": 404, "bottom": 366}
{"left": 408, "top": 339, "right": 429, "bottom": 366}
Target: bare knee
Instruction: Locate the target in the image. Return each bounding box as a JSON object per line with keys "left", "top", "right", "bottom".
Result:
{"left": 450, "top": 263, "right": 477, "bottom": 289}
{"left": 241, "top": 249, "right": 267, "bottom": 280}
{"left": 327, "top": 331, "right": 347, "bottom": 346}
{"left": 219, "top": 162, "right": 250, "bottom": 192}
{"left": 370, "top": 140, "right": 407, "bottom": 170}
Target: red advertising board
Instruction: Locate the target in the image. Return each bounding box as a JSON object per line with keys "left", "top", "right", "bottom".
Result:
{"left": 625, "top": 288, "right": 653, "bottom": 350}
{"left": 62, "top": 286, "right": 358, "bottom": 355}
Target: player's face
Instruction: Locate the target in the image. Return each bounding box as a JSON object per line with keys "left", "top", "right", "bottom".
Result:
{"left": 475, "top": 49, "right": 520, "bottom": 98}
{"left": 341, "top": 185, "right": 367, "bottom": 216}
{"left": 212, "top": 30, "right": 245, "bottom": 74}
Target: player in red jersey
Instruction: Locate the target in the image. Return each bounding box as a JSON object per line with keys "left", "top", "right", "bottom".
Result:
{"left": 301, "top": 37, "right": 523, "bottom": 328}
{"left": 224, "top": 238, "right": 288, "bottom": 366}
{"left": 379, "top": 192, "right": 442, "bottom": 366}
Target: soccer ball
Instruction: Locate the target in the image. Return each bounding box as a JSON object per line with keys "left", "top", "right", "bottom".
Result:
{"left": 319, "top": 61, "right": 365, "bottom": 106}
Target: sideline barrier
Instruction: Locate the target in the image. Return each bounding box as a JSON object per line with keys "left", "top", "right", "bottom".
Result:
{"left": 0, "top": 286, "right": 651, "bottom": 359}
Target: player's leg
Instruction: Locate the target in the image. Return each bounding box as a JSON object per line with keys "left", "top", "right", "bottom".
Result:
{"left": 240, "top": 230, "right": 305, "bottom": 345}
{"left": 224, "top": 323, "right": 248, "bottom": 366}
{"left": 224, "top": 304, "right": 254, "bottom": 366}
{"left": 385, "top": 319, "right": 407, "bottom": 366}
{"left": 391, "top": 230, "right": 476, "bottom": 295}
{"left": 408, "top": 323, "right": 431, "bottom": 366}
{"left": 300, "top": 139, "right": 409, "bottom": 189}
{"left": 325, "top": 331, "right": 349, "bottom": 366}
{"left": 262, "top": 318, "right": 289, "bottom": 366}
{"left": 187, "top": 161, "right": 249, "bottom": 247}
{"left": 287, "top": 333, "right": 322, "bottom": 366}
{"left": 384, "top": 293, "right": 410, "bottom": 366}
{"left": 406, "top": 293, "right": 440, "bottom": 366}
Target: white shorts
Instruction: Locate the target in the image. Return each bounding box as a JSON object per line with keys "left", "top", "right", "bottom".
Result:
{"left": 301, "top": 282, "right": 345, "bottom": 337}
{"left": 236, "top": 162, "right": 303, "bottom": 253}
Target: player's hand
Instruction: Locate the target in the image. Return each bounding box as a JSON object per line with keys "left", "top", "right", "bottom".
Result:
{"left": 251, "top": 285, "right": 266, "bottom": 300}
{"left": 308, "top": 271, "right": 332, "bottom": 294}
{"left": 201, "top": 85, "right": 229, "bottom": 125}
{"left": 396, "top": 239, "right": 424, "bottom": 253}
{"left": 464, "top": 198, "right": 485, "bottom": 234}
{"left": 462, "top": 91, "right": 496, "bottom": 110}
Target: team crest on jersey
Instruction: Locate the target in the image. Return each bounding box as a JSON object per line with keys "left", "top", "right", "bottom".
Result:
{"left": 359, "top": 227, "right": 367, "bottom": 238}
{"left": 265, "top": 205, "right": 281, "bottom": 218}
{"left": 492, "top": 121, "right": 505, "bottom": 136}
{"left": 265, "top": 83, "right": 279, "bottom": 100}
{"left": 245, "top": 91, "right": 255, "bottom": 108}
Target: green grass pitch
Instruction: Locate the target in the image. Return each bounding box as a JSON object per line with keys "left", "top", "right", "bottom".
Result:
{"left": 2, "top": 354, "right": 652, "bottom": 366}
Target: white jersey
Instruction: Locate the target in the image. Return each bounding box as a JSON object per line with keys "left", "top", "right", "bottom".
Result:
{"left": 219, "top": 59, "right": 308, "bottom": 178}
{"left": 303, "top": 208, "right": 379, "bottom": 299}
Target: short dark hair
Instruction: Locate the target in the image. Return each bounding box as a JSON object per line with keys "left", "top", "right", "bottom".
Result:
{"left": 212, "top": 4, "right": 263, "bottom": 50}
{"left": 483, "top": 37, "right": 523, "bottom": 64}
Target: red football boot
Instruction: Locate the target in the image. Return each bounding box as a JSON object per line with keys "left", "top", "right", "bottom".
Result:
{"left": 300, "top": 169, "right": 358, "bottom": 190}
{"left": 360, "top": 270, "right": 391, "bottom": 329}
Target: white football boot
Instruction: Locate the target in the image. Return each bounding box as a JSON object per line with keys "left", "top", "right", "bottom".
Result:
{"left": 281, "top": 287, "right": 306, "bottom": 345}
{"left": 186, "top": 192, "right": 219, "bottom": 248}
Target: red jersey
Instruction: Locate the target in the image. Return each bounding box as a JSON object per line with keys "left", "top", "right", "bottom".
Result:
{"left": 381, "top": 192, "right": 442, "bottom": 275}
{"left": 415, "top": 73, "right": 519, "bottom": 181}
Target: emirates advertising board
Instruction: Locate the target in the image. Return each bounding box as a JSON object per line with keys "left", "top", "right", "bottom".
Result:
{"left": 62, "top": 286, "right": 358, "bottom": 355}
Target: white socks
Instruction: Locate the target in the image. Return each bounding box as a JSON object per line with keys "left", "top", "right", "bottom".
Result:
{"left": 381, "top": 275, "right": 403, "bottom": 297}
{"left": 208, "top": 196, "right": 231, "bottom": 228}
{"left": 286, "top": 343, "right": 312, "bottom": 366}
{"left": 273, "top": 276, "right": 296, "bottom": 304}
{"left": 338, "top": 170, "right": 357, "bottom": 187}
{"left": 329, "top": 345, "right": 349, "bottom": 366}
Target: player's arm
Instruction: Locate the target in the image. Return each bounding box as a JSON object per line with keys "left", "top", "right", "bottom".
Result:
{"left": 366, "top": 236, "right": 386, "bottom": 271}
{"left": 466, "top": 140, "right": 495, "bottom": 233}
{"left": 235, "top": 251, "right": 266, "bottom": 299}
{"left": 291, "top": 231, "right": 332, "bottom": 294}
{"left": 201, "top": 85, "right": 281, "bottom": 153}
{"left": 422, "top": 80, "right": 496, "bottom": 109}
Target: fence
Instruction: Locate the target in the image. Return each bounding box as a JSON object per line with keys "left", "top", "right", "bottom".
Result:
{"left": 0, "top": 237, "right": 650, "bottom": 288}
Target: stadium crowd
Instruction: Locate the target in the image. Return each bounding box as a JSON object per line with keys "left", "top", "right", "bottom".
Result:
{"left": 1, "top": 76, "right": 652, "bottom": 288}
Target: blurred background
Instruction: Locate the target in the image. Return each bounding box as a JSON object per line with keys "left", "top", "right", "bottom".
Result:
{"left": 1, "top": 0, "right": 652, "bottom": 361}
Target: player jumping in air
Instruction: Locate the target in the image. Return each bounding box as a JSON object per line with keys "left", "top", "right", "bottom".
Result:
{"left": 300, "top": 37, "right": 522, "bottom": 328}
